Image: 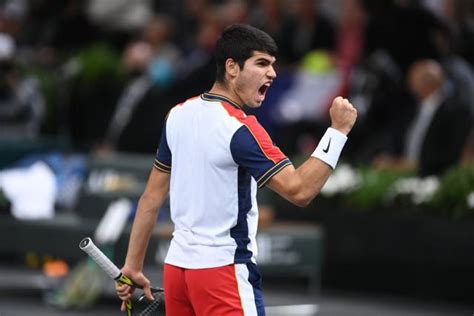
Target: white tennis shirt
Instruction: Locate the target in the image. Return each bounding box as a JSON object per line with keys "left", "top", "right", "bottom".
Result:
{"left": 154, "top": 93, "right": 291, "bottom": 269}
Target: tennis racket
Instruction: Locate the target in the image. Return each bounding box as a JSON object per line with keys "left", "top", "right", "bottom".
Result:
{"left": 79, "top": 237, "right": 165, "bottom": 315}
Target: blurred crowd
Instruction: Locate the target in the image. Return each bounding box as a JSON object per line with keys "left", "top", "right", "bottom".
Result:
{"left": 0, "top": 0, "right": 473, "bottom": 178}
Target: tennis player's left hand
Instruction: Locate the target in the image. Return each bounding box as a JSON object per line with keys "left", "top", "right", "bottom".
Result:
{"left": 329, "top": 96, "right": 357, "bottom": 136}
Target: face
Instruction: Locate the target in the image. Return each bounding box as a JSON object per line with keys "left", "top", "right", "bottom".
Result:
{"left": 230, "top": 51, "right": 277, "bottom": 108}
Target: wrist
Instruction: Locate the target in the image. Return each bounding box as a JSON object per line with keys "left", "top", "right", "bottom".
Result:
{"left": 311, "top": 127, "right": 347, "bottom": 169}
{"left": 330, "top": 125, "right": 350, "bottom": 136}
{"left": 124, "top": 259, "right": 143, "bottom": 272}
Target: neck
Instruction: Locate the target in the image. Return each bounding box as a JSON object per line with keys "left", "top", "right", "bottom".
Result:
{"left": 208, "top": 81, "right": 244, "bottom": 108}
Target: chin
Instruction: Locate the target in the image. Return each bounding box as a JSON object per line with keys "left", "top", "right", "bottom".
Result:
{"left": 247, "top": 101, "right": 263, "bottom": 108}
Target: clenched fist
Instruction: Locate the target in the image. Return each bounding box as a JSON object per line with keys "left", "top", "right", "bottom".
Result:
{"left": 329, "top": 96, "right": 357, "bottom": 136}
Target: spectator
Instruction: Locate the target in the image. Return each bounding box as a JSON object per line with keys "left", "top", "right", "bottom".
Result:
{"left": 334, "top": 0, "right": 367, "bottom": 95}
{"left": 16, "top": 0, "right": 101, "bottom": 67}
{"left": 97, "top": 15, "right": 183, "bottom": 154}
{"left": 216, "top": 0, "right": 249, "bottom": 27}
{"left": 142, "top": 15, "right": 182, "bottom": 89}
{"left": 436, "top": 0, "right": 474, "bottom": 69}
{"left": 87, "top": 0, "right": 153, "bottom": 40}
{"left": 154, "top": 0, "right": 211, "bottom": 51}
{"left": 103, "top": 15, "right": 220, "bottom": 155}
{"left": 362, "top": 0, "right": 444, "bottom": 73}
{"left": 98, "top": 40, "right": 155, "bottom": 153}
{"left": 0, "top": 33, "right": 44, "bottom": 139}
{"left": 343, "top": 50, "right": 414, "bottom": 164}
{"left": 344, "top": 0, "right": 474, "bottom": 166}
{"left": 373, "top": 59, "right": 472, "bottom": 176}
{"left": 248, "top": 0, "right": 284, "bottom": 43}
{"left": 278, "top": 0, "right": 336, "bottom": 65}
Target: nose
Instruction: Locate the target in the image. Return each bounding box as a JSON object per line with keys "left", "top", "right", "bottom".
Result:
{"left": 267, "top": 65, "right": 277, "bottom": 79}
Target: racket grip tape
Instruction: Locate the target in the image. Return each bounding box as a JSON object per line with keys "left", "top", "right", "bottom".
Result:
{"left": 79, "top": 237, "right": 139, "bottom": 316}
{"left": 79, "top": 237, "right": 122, "bottom": 280}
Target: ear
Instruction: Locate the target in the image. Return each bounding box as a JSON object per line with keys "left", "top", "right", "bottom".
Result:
{"left": 225, "top": 58, "right": 239, "bottom": 79}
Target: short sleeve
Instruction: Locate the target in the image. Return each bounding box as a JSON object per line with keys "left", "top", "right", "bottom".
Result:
{"left": 230, "top": 123, "right": 291, "bottom": 188}
{"left": 154, "top": 121, "right": 171, "bottom": 173}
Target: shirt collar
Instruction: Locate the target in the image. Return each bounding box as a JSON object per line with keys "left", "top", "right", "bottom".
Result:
{"left": 421, "top": 89, "right": 444, "bottom": 114}
{"left": 201, "top": 92, "right": 244, "bottom": 110}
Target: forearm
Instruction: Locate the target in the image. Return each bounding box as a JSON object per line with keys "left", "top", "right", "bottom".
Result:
{"left": 271, "top": 157, "right": 332, "bottom": 207}
{"left": 125, "top": 193, "right": 165, "bottom": 271}
{"left": 268, "top": 128, "right": 348, "bottom": 207}
{"left": 294, "top": 157, "right": 333, "bottom": 205}
{"left": 124, "top": 168, "right": 170, "bottom": 271}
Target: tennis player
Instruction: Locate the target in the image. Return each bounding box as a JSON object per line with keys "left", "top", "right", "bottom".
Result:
{"left": 116, "top": 24, "right": 357, "bottom": 316}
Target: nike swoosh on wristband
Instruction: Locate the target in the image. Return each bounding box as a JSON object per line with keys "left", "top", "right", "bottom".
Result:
{"left": 323, "top": 138, "right": 331, "bottom": 153}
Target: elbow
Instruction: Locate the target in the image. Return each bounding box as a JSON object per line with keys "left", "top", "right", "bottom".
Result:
{"left": 291, "top": 195, "right": 312, "bottom": 208}
{"left": 287, "top": 188, "right": 314, "bottom": 207}
{"left": 275, "top": 176, "right": 320, "bottom": 207}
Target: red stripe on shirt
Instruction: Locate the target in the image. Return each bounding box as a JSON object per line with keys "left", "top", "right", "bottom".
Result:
{"left": 220, "top": 102, "right": 286, "bottom": 164}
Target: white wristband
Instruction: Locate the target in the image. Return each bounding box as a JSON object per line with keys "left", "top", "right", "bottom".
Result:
{"left": 311, "top": 127, "right": 347, "bottom": 169}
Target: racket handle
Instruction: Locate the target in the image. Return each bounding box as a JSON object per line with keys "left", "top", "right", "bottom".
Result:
{"left": 79, "top": 237, "right": 164, "bottom": 294}
{"left": 79, "top": 237, "right": 121, "bottom": 280}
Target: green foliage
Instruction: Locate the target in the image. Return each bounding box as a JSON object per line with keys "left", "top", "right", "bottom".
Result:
{"left": 337, "top": 164, "right": 474, "bottom": 219}
{"left": 27, "top": 66, "right": 58, "bottom": 106}
{"left": 430, "top": 165, "right": 474, "bottom": 218}
{"left": 346, "top": 167, "right": 410, "bottom": 210}
{"left": 75, "top": 44, "right": 125, "bottom": 84}
{"left": 25, "top": 66, "right": 60, "bottom": 134}
{"left": 18, "top": 44, "right": 124, "bottom": 134}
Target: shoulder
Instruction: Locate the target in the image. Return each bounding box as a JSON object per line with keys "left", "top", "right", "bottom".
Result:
{"left": 217, "top": 102, "right": 263, "bottom": 131}
{"left": 166, "top": 95, "right": 202, "bottom": 118}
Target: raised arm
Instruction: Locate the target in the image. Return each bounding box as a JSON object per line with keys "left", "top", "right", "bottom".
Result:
{"left": 267, "top": 96, "right": 357, "bottom": 207}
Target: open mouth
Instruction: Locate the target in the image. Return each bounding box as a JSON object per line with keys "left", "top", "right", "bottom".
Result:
{"left": 258, "top": 83, "right": 270, "bottom": 98}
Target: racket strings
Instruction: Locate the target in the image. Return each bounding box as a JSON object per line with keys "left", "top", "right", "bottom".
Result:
{"left": 137, "top": 293, "right": 164, "bottom": 316}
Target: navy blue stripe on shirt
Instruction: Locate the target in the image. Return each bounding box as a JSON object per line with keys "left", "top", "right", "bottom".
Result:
{"left": 257, "top": 158, "right": 291, "bottom": 188}
{"left": 246, "top": 263, "right": 265, "bottom": 316}
{"left": 230, "top": 166, "right": 253, "bottom": 263}
{"left": 230, "top": 125, "right": 291, "bottom": 188}
{"left": 155, "top": 120, "right": 172, "bottom": 170}
{"left": 154, "top": 159, "right": 171, "bottom": 173}
{"left": 201, "top": 92, "right": 242, "bottom": 110}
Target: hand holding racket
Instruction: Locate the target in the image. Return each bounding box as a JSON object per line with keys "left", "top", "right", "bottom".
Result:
{"left": 116, "top": 266, "right": 153, "bottom": 312}
{"left": 79, "top": 237, "right": 165, "bottom": 315}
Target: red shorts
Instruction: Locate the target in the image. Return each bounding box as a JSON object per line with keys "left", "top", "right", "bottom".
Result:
{"left": 163, "top": 263, "right": 265, "bottom": 316}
